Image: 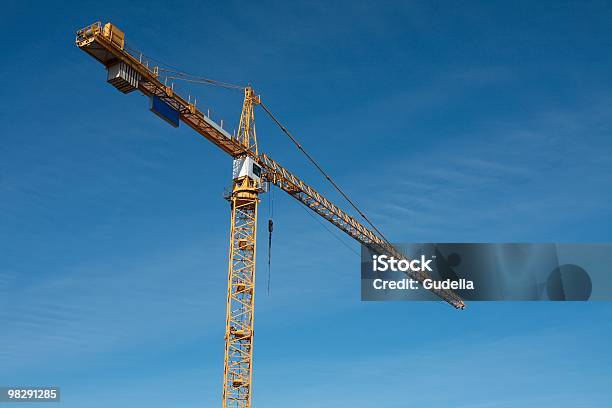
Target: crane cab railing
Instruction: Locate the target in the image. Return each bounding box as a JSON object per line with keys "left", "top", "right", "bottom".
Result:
{"left": 76, "top": 22, "right": 125, "bottom": 51}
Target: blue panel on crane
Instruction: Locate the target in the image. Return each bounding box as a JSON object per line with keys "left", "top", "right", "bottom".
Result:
{"left": 150, "top": 96, "right": 180, "bottom": 128}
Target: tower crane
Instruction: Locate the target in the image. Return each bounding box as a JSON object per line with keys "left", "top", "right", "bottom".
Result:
{"left": 75, "top": 21, "right": 465, "bottom": 408}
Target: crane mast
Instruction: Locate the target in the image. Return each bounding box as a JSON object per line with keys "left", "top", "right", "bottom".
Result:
{"left": 222, "top": 88, "right": 261, "bottom": 407}
{"left": 75, "top": 21, "right": 465, "bottom": 408}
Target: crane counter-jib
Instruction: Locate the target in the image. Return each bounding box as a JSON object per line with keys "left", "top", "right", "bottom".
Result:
{"left": 76, "top": 21, "right": 248, "bottom": 158}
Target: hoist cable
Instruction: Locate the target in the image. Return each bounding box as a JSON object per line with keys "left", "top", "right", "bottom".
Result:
{"left": 267, "top": 188, "right": 274, "bottom": 295}
{"left": 161, "top": 72, "right": 245, "bottom": 90}
{"left": 123, "top": 44, "right": 245, "bottom": 90}
{"left": 267, "top": 218, "right": 273, "bottom": 295}
{"left": 259, "top": 101, "right": 392, "bottom": 247}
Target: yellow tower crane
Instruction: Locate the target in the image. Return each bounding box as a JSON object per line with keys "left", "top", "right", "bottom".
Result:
{"left": 75, "top": 21, "right": 465, "bottom": 408}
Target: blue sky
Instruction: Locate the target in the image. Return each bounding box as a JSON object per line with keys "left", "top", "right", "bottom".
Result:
{"left": 1, "top": 1, "right": 612, "bottom": 407}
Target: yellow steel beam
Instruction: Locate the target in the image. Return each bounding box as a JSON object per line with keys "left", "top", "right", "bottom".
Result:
{"left": 222, "top": 88, "right": 260, "bottom": 408}
{"left": 222, "top": 177, "right": 258, "bottom": 408}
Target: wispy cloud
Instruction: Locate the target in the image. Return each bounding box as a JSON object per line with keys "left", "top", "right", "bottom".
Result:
{"left": 255, "top": 323, "right": 611, "bottom": 407}
{"left": 0, "top": 238, "right": 225, "bottom": 371}
{"left": 360, "top": 97, "right": 612, "bottom": 240}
